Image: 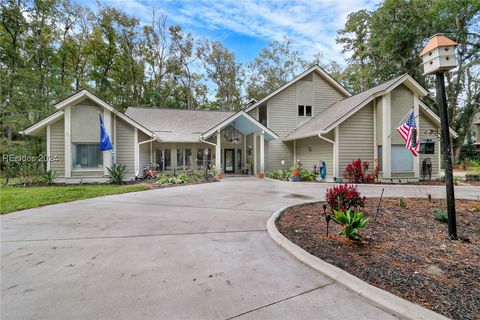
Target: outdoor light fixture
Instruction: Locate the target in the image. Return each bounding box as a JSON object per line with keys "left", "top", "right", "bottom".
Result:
{"left": 322, "top": 203, "right": 327, "bottom": 215}
{"left": 325, "top": 212, "right": 332, "bottom": 237}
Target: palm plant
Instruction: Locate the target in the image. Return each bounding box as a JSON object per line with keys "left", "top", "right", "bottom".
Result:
{"left": 107, "top": 164, "right": 126, "bottom": 185}
{"left": 332, "top": 208, "right": 369, "bottom": 240}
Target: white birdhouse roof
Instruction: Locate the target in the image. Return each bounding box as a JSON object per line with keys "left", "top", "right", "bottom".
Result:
{"left": 419, "top": 34, "right": 457, "bottom": 57}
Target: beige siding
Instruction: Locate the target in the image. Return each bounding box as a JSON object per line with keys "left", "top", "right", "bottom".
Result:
{"left": 296, "top": 136, "right": 334, "bottom": 178}
{"left": 116, "top": 118, "right": 135, "bottom": 178}
{"left": 391, "top": 84, "right": 414, "bottom": 145}
{"left": 375, "top": 97, "right": 383, "bottom": 145}
{"left": 267, "top": 83, "right": 296, "bottom": 171}
{"left": 419, "top": 112, "right": 440, "bottom": 177}
{"left": 313, "top": 71, "right": 347, "bottom": 115}
{"left": 71, "top": 104, "right": 103, "bottom": 143}
{"left": 338, "top": 102, "right": 374, "bottom": 175}
{"left": 50, "top": 118, "right": 65, "bottom": 177}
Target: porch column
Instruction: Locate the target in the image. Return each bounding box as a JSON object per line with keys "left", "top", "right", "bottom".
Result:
{"left": 64, "top": 105, "right": 71, "bottom": 178}
{"left": 103, "top": 109, "right": 112, "bottom": 175}
{"left": 260, "top": 131, "right": 265, "bottom": 173}
{"left": 216, "top": 131, "right": 221, "bottom": 171}
{"left": 382, "top": 93, "right": 392, "bottom": 179}
{"left": 134, "top": 128, "right": 139, "bottom": 177}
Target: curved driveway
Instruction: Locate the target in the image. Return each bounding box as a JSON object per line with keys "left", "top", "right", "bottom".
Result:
{"left": 1, "top": 178, "right": 478, "bottom": 319}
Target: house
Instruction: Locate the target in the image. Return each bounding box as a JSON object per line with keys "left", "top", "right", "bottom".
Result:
{"left": 21, "top": 65, "right": 455, "bottom": 183}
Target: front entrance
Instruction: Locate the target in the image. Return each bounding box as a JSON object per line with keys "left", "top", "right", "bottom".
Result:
{"left": 224, "top": 149, "right": 235, "bottom": 173}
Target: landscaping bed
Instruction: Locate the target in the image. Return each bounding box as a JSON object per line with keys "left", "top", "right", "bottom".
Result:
{"left": 276, "top": 198, "right": 480, "bottom": 320}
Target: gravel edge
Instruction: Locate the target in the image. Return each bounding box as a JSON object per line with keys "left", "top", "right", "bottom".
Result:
{"left": 266, "top": 202, "right": 451, "bottom": 320}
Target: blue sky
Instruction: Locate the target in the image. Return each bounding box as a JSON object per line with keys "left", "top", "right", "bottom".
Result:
{"left": 82, "top": 0, "right": 379, "bottom": 64}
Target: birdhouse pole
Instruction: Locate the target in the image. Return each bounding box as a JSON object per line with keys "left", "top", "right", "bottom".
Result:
{"left": 420, "top": 34, "right": 458, "bottom": 239}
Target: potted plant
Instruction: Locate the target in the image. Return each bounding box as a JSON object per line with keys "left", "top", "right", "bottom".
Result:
{"left": 257, "top": 172, "right": 265, "bottom": 178}
{"left": 291, "top": 162, "right": 302, "bottom": 176}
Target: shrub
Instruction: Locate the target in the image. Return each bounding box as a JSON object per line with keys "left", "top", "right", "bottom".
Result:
{"left": 325, "top": 184, "right": 365, "bottom": 211}
{"left": 332, "top": 208, "right": 369, "bottom": 240}
{"left": 343, "top": 159, "right": 378, "bottom": 184}
{"left": 398, "top": 198, "right": 406, "bottom": 208}
{"left": 107, "top": 164, "right": 126, "bottom": 185}
{"left": 300, "top": 169, "right": 317, "bottom": 181}
{"left": 43, "top": 169, "right": 56, "bottom": 185}
{"left": 176, "top": 172, "right": 190, "bottom": 184}
{"left": 267, "top": 169, "right": 290, "bottom": 181}
{"left": 433, "top": 208, "right": 448, "bottom": 222}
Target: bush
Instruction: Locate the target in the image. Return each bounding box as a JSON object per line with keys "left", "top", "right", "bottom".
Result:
{"left": 433, "top": 208, "right": 448, "bottom": 222}
{"left": 332, "top": 208, "right": 369, "bottom": 240}
{"left": 107, "top": 164, "right": 126, "bottom": 185}
{"left": 343, "top": 159, "right": 378, "bottom": 183}
{"left": 266, "top": 169, "right": 291, "bottom": 181}
{"left": 43, "top": 169, "right": 56, "bottom": 185}
{"left": 325, "top": 184, "right": 365, "bottom": 211}
{"left": 300, "top": 169, "right": 317, "bottom": 181}
{"left": 398, "top": 198, "right": 406, "bottom": 208}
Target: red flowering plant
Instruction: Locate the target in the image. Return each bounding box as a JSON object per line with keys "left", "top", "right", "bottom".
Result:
{"left": 325, "top": 184, "right": 365, "bottom": 211}
{"left": 343, "top": 159, "right": 379, "bottom": 184}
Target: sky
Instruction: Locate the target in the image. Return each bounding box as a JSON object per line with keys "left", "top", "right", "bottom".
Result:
{"left": 81, "top": 0, "right": 379, "bottom": 65}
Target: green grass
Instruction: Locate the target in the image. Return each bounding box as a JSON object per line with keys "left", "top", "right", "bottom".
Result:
{"left": 0, "top": 184, "right": 151, "bottom": 215}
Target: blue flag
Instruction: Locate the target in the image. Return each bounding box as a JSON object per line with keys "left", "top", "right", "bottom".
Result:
{"left": 99, "top": 115, "right": 113, "bottom": 151}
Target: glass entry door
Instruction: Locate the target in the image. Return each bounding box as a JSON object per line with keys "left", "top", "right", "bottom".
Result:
{"left": 224, "top": 149, "right": 235, "bottom": 173}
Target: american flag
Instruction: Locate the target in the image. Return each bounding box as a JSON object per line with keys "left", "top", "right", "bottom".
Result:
{"left": 396, "top": 110, "right": 419, "bottom": 157}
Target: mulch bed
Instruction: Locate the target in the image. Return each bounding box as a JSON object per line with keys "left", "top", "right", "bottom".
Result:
{"left": 277, "top": 198, "right": 480, "bottom": 320}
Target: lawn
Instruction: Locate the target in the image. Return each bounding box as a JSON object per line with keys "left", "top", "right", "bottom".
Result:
{"left": 0, "top": 184, "right": 151, "bottom": 215}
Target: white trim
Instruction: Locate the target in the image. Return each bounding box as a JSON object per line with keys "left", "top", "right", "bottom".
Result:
{"left": 334, "top": 127, "right": 339, "bottom": 178}
{"left": 253, "top": 133, "right": 257, "bottom": 174}
{"left": 64, "top": 106, "right": 71, "bottom": 178}
{"left": 373, "top": 99, "right": 378, "bottom": 163}
{"left": 54, "top": 90, "right": 153, "bottom": 137}
{"left": 46, "top": 125, "right": 51, "bottom": 171}
{"left": 134, "top": 128, "right": 139, "bottom": 177}
{"left": 244, "top": 65, "right": 351, "bottom": 114}
{"left": 113, "top": 114, "right": 117, "bottom": 163}
{"left": 293, "top": 140, "right": 296, "bottom": 163}
{"left": 260, "top": 131, "right": 265, "bottom": 173}
{"left": 438, "top": 140, "right": 442, "bottom": 177}
{"left": 21, "top": 111, "right": 64, "bottom": 135}
{"left": 413, "top": 94, "right": 420, "bottom": 177}
{"left": 215, "top": 132, "right": 221, "bottom": 170}
{"left": 103, "top": 109, "right": 112, "bottom": 175}
{"left": 382, "top": 93, "right": 392, "bottom": 178}
{"left": 150, "top": 141, "right": 153, "bottom": 163}
{"left": 385, "top": 74, "right": 429, "bottom": 96}
{"left": 317, "top": 133, "right": 334, "bottom": 144}
{"left": 202, "top": 110, "right": 278, "bottom": 141}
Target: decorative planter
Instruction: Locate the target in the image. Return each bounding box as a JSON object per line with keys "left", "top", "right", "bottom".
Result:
{"left": 217, "top": 172, "right": 224, "bottom": 179}
{"left": 257, "top": 172, "right": 265, "bottom": 178}
{"left": 291, "top": 169, "right": 300, "bottom": 176}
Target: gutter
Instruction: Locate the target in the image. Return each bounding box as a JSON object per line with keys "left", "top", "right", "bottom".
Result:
{"left": 138, "top": 134, "right": 157, "bottom": 145}
{"left": 318, "top": 133, "right": 334, "bottom": 144}
{"left": 200, "top": 137, "right": 217, "bottom": 147}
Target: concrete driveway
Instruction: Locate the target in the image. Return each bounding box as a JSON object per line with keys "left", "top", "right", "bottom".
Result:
{"left": 1, "top": 178, "right": 478, "bottom": 320}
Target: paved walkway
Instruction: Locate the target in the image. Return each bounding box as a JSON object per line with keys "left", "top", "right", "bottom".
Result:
{"left": 1, "top": 178, "right": 478, "bottom": 319}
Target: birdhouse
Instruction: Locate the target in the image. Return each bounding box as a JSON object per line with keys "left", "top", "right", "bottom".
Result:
{"left": 419, "top": 34, "right": 458, "bottom": 75}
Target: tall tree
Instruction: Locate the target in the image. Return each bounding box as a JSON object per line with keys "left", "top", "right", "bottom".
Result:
{"left": 197, "top": 40, "right": 242, "bottom": 111}
{"left": 246, "top": 37, "right": 306, "bottom": 100}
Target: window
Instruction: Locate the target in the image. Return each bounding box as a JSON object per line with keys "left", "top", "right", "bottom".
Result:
{"left": 377, "top": 146, "right": 383, "bottom": 171}
{"left": 298, "top": 105, "right": 312, "bottom": 117}
{"left": 298, "top": 105, "right": 304, "bottom": 116}
{"left": 392, "top": 145, "right": 413, "bottom": 171}
{"left": 177, "top": 148, "right": 184, "bottom": 170}
{"left": 185, "top": 149, "right": 192, "bottom": 168}
{"left": 72, "top": 144, "right": 103, "bottom": 170}
{"left": 237, "top": 149, "right": 242, "bottom": 169}
{"left": 156, "top": 149, "right": 171, "bottom": 171}
{"left": 259, "top": 104, "right": 267, "bottom": 126}
{"left": 305, "top": 105, "right": 312, "bottom": 116}
{"left": 196, "top": 149, "right": 204, "bottom": 170}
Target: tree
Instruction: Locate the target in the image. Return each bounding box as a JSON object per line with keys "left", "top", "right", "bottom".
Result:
{"left": 246, "top": 37, "right": 306, "bottom": 100}
{"left": 197, "top": 40, "right": 242, "bottom": 111}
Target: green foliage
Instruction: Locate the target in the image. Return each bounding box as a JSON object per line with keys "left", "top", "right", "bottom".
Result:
{"left": 156, "top": 171, "right": 205, "bottom": 185}
{"left": 43, "top": 169, "right": 56, "bottom": 185}
{"left": 432, "top": 208, "right": 448, "bottom": 223}
{"left": 398, "top": 198, "right": 406, "bottom": 208}
{"left": 266, "top": 170, "right": 291, "bottom": 181}
{"left": 107, "top": 164, "right": 127, "bottom": 185}
{"left": 300, "top": 169, "right": 317, "bottom": 181}
{"left": 332, "top": 208, "right": 369, "bottom": 240}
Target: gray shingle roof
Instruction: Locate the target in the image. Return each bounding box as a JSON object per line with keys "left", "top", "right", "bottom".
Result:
{"left": 125, "top": 107, "right": 234, "bottom": 142}
{"left": 283, "top": 75, "right": 405, "bottom": 141}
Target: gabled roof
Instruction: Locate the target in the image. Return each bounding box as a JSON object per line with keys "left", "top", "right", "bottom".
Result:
{"left": 22, "top": 90, "right": 154, "bottom": 137}
{"left": 201, "top": 110, "right": 279, "bottom": 141}
{"left": 126, "top": 107, "right": 234, "bottom": 142}
{"left": 244, "top": 64, "right": 352, "bottom": 114}
{"left": 283, "top": 74, "right": 429, "bottom": 141}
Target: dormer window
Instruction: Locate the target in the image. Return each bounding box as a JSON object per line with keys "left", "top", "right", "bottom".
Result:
{"left": 298, "top": 105, "right": 312, "bottom": 117}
